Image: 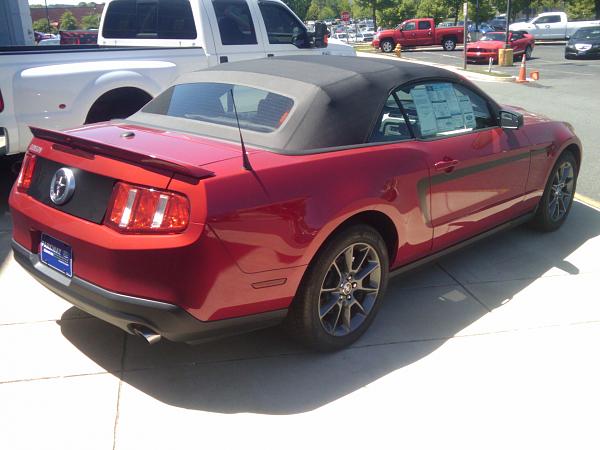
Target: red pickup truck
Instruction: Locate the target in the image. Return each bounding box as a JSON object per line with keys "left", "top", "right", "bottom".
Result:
{"left": 373, "top": 18, "right": 464, "bottom": 52}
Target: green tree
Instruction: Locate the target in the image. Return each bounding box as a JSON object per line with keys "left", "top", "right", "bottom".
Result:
{"left": 416, "top": 0, "right": 449, "bottom": 23}
{"left": 376, "top": 0, "right": 417, "bottom": 29}
{"left": 356, "top": 0, "right": 395, "bottom": 30}
{"left": 566, "top": 0, "right": 595, "bottom": 19}
{"left": 282, "top": 0, "right": 311, "bottom": 20}
{"left": 59, "top": 11, "right": 79, "bottom": 30}
{"left": 305, "top": 0, "right": 320, "bottom": 19}
{"left": 318, "top": 5, "right": 336, "bottom": 19}
{"left": 81, "top": 13, "right": 101, "bottom": 29}
{"left": 32, "top": 18, "right": 57, "bottom": 34}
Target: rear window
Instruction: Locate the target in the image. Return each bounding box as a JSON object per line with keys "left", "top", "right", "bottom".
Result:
{"left": 103, "top": 0, "right": 197, "bottom": 39}
{"left": 142, "top": 83, "right": 294, "bottom": 133}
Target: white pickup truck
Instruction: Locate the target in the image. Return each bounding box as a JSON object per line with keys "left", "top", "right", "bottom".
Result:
{"left": 510, "top": 11, "right": 600, "bottom": 40}
{"left": 0, "top": 0, "right": 353, "bottom": 157}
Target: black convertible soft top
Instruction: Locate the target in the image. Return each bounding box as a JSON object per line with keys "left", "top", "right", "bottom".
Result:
{"left": 127, "top": 55, "right": 492, "bottom": 153}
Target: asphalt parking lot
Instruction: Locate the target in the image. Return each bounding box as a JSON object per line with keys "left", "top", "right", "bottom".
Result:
{"left": 2, "top": 150, "right": 600, "bottom": 448}
{"left": 388, "top": 43, "right": 600, "bottom": 203}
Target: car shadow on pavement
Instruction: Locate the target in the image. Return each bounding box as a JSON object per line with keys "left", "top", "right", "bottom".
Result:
{"left": 59, "top": 201, "right": 600, "bottom": 414}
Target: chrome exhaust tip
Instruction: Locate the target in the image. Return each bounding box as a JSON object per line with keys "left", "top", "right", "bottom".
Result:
{"left": 132, "top": 325, "right": 162, "bottom": 344}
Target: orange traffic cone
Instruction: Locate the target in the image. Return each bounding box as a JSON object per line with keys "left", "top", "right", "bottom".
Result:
{"left": 516, "top": 54, "right": 527, "bottom": 83}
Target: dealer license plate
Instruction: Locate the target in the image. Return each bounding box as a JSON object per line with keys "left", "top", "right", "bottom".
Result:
{"left": 40, "top": 234, "right": 73, "bottom": 278}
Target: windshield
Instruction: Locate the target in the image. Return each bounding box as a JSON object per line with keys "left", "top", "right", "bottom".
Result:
{"left": 480, "top": 32, "right": 506, "bottom": 42}
{"left": 142, "top": 83, "right": 294, "bottom": 133}
{"left": 573, "top": 27, "right": 600, "bottom": 39}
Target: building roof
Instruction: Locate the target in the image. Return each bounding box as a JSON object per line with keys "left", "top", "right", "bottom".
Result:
{"left": 128, "top": 55, "right": 488, "bottom": 154}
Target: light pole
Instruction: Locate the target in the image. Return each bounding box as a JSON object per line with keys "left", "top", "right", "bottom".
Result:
{"left": 44, "top": 0, "right": 51, "bottom": 33}
{"left": 505, "top": 0, "right": 511, "bottom": 47}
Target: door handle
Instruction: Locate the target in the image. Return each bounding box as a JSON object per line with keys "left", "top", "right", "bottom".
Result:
{"left": 267, "top": 53, "right": 274, "bottom": 57}
{"left": 434, "top": 158, "right": 459, "bottom": 172}
{"left": 219, "top": 56, "right": 228, "bottom": 63}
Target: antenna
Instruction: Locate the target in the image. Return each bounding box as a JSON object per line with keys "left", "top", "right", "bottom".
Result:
{"left": 229, "top": 89, "right": 252, "bottom": 171}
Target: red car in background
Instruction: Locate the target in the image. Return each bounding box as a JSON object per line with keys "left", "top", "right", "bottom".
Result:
{"left": 10, "top": 56, "right": 580, "bottom": 351}
{"left": 467, "top": 31, "right": 535, "bottom": 63}
{"left": 373, "top": 18, "right": 464, "bottom": 52}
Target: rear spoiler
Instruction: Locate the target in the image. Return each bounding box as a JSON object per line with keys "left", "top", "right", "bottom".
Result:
{"left": 29, "top": 126, "right": 214, "bottom": 180}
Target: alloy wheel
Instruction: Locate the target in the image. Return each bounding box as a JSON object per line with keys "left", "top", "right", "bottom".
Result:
{"left": 382, "top": 41, "right": 393, "bottom": 52}
{"left": 318, "top": 243, "right": 381, "bottom": 336}
{"left": 548, "top": 161, "right": 574, "bottom": 222}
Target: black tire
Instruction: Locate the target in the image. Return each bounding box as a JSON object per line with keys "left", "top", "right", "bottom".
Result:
{"left": 442, "top": 38, "right": 456, "bottom": 51}
{"left": 381, "top": 39, "right": 395, "bottom": 53}
{"left": 525, "top": 45, "right": 533, "bottom": 60}
{"left": 285, "top": 225, "right": 389, "bottom": 352}
{"left": 530, "top": 151, "right": 578, "bottom": 232}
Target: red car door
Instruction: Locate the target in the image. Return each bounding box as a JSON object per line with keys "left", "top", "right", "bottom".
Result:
{"left": 415, "top": 20, "right": 434, "bottom": 45}
{"left": 396, "top": 81, "right": 532, "bottom": 251}
{"left": 400, "top": 20, "right": 418, "bottom": 45}
{"left": 510, "top": 31, "right": 527, "bottom": 56}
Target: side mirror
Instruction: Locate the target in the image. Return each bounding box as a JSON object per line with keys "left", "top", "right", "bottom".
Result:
{"left": 565, "top": 35, "right": 570, "bottom": 40}
{"left": 499, "top": 110, "right": 523, "bottom": 129}
{"left": 292, "top": 27, "right": 310, "bottom": 48}
{"left": 313, "top": 22, "right": 328, "bottom": 48}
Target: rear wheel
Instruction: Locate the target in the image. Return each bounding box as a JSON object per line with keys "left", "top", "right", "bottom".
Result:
{"left": 285, "top": 225, "right": 389, "bottom": 351}
{"left": 442, "top": 38, "right": 456, "bottom": 51}
{"left": 530, "top": 151, "right": 578, "bottom": 232}
{"left": 381, "top": 39, "right": 394, "bottom": 53}
{"left": 525, "top": 45, "right": 533, "bottom": 60}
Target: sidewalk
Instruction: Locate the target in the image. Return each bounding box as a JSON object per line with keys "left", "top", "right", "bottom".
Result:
{"left": 358, "top": 50, "right": 514, "bottom": 83}
{"left": 1, "top": 199, "right": 600, "bottom": 450}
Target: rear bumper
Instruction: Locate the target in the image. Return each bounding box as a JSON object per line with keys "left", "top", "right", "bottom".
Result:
{"left": 12, "top": 240, "right": 287, "bottom": 344}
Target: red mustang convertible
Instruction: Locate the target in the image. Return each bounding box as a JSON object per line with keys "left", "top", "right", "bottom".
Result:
{"left": 10, "top": 56, "right": 580, "bottom": 351}
{"left": 467, "top": 31, "right": 535, "bottom": 63}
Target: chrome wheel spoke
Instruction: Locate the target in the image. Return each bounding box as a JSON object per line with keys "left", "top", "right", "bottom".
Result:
{"left": 342, "top": 246, "right": 354, "bottom": 273}
{"left": 320, "top": 294, "right": 340, "bottom": 319}
{"left": 355, "top": 261, "right": 379, "bottom": 281}
{"left": 351, "top": 299, "right": 367, "bottom": 316}
{"left": 330, "top": 304, "right": 342, "bottom": 332}
{"left": 342, "top": 304, "right": 352, "bottom": 331}
{"left": 318, "top": 242, "right": 382, "bottom": 337}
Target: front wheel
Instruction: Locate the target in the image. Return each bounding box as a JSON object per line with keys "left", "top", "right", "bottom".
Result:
{"left": 285, "top": 225, "right": 389, "bottom": 351}
{"left": 442, "top": 38, "right": 456, "bottom": 51}
{"left": 525, "top": 45, "right": 533, "bottom": 60}
{"left": 381, "top": 39, "right": 394, "bottom": 53}
{"left": 530, "top": 151, "right": 578, "bottom": 232}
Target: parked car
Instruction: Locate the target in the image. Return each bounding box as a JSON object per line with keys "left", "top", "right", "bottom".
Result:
{"left": 37, "top": 37, "right": 60, "bottom": 46}
{"left": 466, "top": 31, "right": 535, "bottom": 63}
{"left": 510, "top": 11, "right": 600, "bottom": 40}
{"left": 353, "top": 31, "right": 374, "bottom": 42}
{"left": 59, "top": 30, "right": 98, "bottom": 45}
{"left": 0, "top": 0, "right": 351, "bottom": 158}
{"left": 565, "top": 26, "right": 600, "bottom": 58}
{"left": 10, "top": 56, "right": 582, "bottom": 351}
{"left": 489, "top": 15, "right": 507, "bottom": 31}
{"left": 373, "top": 18, "right": 464, "bottom": 52}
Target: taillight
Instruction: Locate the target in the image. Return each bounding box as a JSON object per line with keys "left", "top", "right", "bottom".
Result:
{"left": 16, "top": 153, "right": 37, "bottom": 193}
{"left": 105, "top": 182, "right": 190, "bottom": 234}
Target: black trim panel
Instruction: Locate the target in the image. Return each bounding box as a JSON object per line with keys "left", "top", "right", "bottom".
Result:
{"left": 28, "top": 156, "right": 115, "bottom": 224}
{"left": 12, "top": 240, "right": 287, "bottom": 344}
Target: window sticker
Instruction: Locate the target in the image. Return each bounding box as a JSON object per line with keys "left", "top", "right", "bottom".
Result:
{"left": 411, "top": 83, "right": 476, "bottom": 137}
{"left": 410, "top": 85, "right": 438, "bottom": 136}
{"left": 456, "top": 91, "right": 476, "bottom": 129}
